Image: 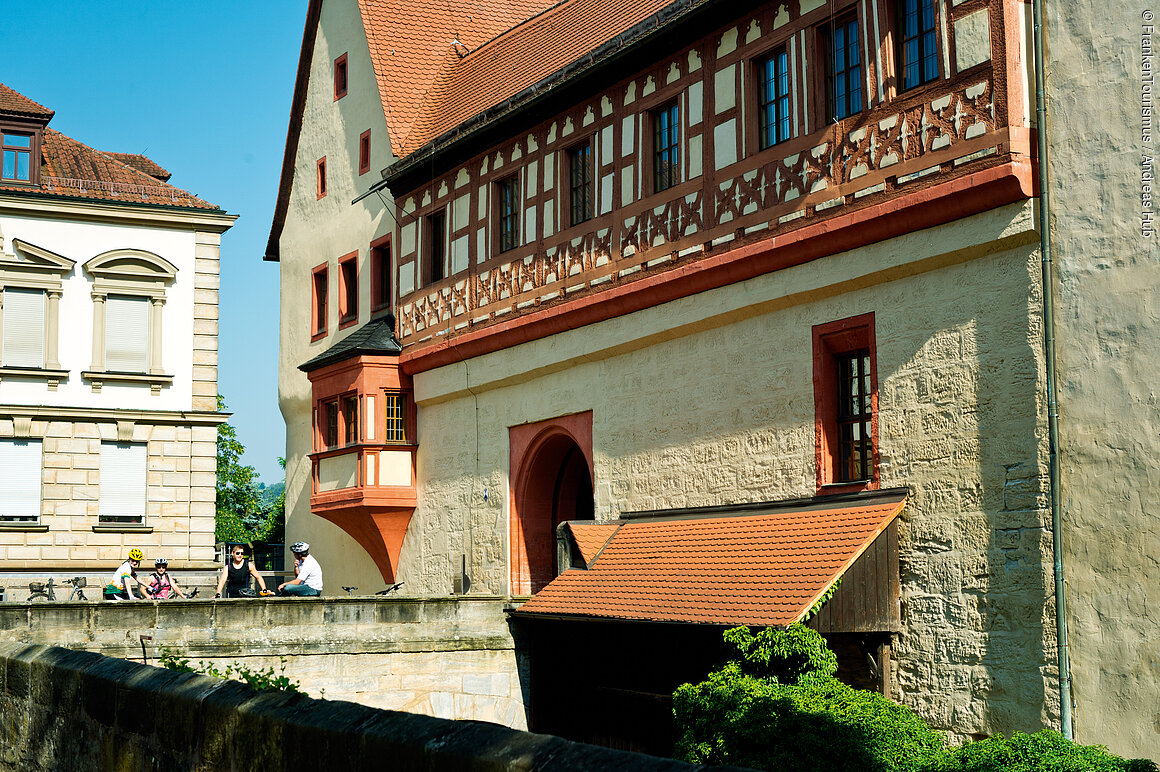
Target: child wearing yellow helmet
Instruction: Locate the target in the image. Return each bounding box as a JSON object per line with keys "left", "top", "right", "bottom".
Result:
{"left": 104, "top": 549, "right": 151, "bottom": 600}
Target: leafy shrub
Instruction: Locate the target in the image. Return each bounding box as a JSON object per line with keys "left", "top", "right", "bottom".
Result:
{"left": 923, "top": 731, "right": 1159, "bottom": 772}
{"left": 674, "top": 625, "right": 940, "bottom": 771}
{"left": 159, "top": 646, "right": 303, "bottom": 694}
{"left": 723, "top": 624, "right": 837, "bottom": 683}
{"left": 674, "top": 664, "right": 942, "bottom": 772}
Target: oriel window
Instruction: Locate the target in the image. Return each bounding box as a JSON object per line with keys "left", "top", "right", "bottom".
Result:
{"left": 343, "top": 394, "right": 359, "bottom": 445}
{"left": 384, "top": 393, "right": 407, "bottom": 443}
{"left": 324, "top": 399, "right": 340, "bottom": 449}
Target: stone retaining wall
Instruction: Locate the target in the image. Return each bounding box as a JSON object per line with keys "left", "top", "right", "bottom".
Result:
{"left": 0, "top": 642, "right": 743, "bottom": 771}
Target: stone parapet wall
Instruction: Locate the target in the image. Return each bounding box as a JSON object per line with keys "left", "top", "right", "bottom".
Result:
{"left": 0, "top": 642, "right": 733, "bottom": 772}
{"left": 0, "top": 596, "right": 527, "bottom": 726}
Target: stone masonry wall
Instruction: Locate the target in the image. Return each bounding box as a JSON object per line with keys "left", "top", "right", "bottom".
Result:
{"left": 0, "top": 642, "right": 733, "bottom": 772}
{"left": 404, "top": 204, "right": 1054, "bottom": 743}
{"left": 0, "top": 596, "right": 527, "bottom": 728}
{"left": 0, "top": 416, "right": 218, "bottom": 573}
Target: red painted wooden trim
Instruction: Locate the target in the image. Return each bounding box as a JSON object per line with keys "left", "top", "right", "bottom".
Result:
{"left": 401, "top": 158, "right": 1033, "bottom": 375}
{"left": 812, "top": 312, "right": 878, "bottom": 493}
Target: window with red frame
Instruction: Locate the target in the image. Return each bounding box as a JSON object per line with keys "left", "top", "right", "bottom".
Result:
{"left": 334, "top": 54, "right": 348, "bottom": 99}
{"left": 316, "top": 157, "right": 327, "bottom": 199}
{"left": 338, "top": 254, "right": 358, "bottom": 325}
{"left": 370, "top": 238, "right": 391, "bottom": 311}
{"left": 359, "top": 130, "right": 371, "bottom": 175}
{"left": 343, "top": 394, "right": 359, "bottom": 445}
{"left": 311, "top": 266, "right": 328, "bottom": 336}
{"left": 323, "top": 399, "right": 340, "bottom": 448}
{"left": 812, "top": 313, "right": 878, "bottom": 490}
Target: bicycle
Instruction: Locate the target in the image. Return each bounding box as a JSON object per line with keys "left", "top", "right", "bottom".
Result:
{"left": 62, "top": 576, "right": 87, "bottom": 601}
{"left": 27, "top": 578, "right": 57, "bottom": 601}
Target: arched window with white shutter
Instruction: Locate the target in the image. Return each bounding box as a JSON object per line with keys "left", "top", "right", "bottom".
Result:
{"left": 82, "top": 249, "right": 177, "bottom": 395}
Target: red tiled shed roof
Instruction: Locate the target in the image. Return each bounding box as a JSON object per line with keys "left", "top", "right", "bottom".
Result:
{"left": 515, "top": 494, "right": 907, "bottom": 627}
{"left": 0, "top": 83, "right": 53, "bottom": 120}
{"left": 358, "top": 0, "right": 557, "bottom": 157}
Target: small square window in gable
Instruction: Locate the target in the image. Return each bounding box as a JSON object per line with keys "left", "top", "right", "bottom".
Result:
{"left": 359, "top": 130, "right": 371, "bottom": 175}
{"left": 813, "top": 312, "right": 878, "bottom": 493}
{"left": 334, "top": 53, "right": 348, "bottom": 100}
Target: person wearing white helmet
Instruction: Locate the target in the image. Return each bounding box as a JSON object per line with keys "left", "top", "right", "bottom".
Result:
{"left": 278, "top": 542, "right": 322, "bottom": 596}
{"left": 146, "top": 558, "right": 190, "bottom": 599}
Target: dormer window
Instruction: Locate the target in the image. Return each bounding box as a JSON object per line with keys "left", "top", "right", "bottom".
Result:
{"left": 1, "top": 130, "right": 34, "bottom": 183}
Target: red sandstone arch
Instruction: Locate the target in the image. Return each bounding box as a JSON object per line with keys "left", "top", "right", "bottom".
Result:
{"left": 509, "top": 412, "right": 594, "bottom": 596}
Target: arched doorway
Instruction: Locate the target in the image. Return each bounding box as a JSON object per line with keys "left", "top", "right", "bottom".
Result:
{"left": 510, "top": 413, "right": 594, "bottom": 595}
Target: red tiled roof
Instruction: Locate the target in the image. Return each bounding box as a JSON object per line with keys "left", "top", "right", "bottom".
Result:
{"left": 567, "top": 522, "right": 620, "bottom": 565}
{"left": 402, "top": 0, "right": 676, "bottom": 155}
{"left": 0, "top": 83, "right": 53, "bottom": 120}
{"left": 358, "top": 0, "right": 557, "bottom": 157}
{"left": 0, "top": 128, "right": 218, "bottom": 210}
{"left": 103, "top": 152, "right": 172, "bottom": 182}
{"left": 515, "top": 494, "right": 907, "bottom": 626}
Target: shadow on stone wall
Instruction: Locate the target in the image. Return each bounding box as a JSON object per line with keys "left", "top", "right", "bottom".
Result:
{"left": 0, "top": 642, "right": 748, "bottom": 772}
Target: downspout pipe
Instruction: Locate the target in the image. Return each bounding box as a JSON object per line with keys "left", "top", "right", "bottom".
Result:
{"left": 1031, "top": 0, "right": 1074, "bottom": 740}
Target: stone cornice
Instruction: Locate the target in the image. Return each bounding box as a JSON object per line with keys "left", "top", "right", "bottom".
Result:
{"left": 0, "top": 193, "right": 237, "bottom": 233}
{"left": 0, "top": 404, "right": 227, "bottom": 425}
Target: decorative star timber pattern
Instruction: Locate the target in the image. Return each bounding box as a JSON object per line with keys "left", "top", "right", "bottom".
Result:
{"left": 396, "top": 77, "right": 999, "bottom": 346}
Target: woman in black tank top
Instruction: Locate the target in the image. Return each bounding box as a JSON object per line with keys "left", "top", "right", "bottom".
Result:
{"left": 214, "top": 546, "right": 271, "bottom": 598}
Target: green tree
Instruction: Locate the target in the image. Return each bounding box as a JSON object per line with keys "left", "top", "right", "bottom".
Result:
{"left": 215, "top": 395, "right": 266, "bottom": 543}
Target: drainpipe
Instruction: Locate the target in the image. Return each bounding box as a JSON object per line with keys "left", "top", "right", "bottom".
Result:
{"left": 1031, "top": 0, "right": 1073, "bottom": 740}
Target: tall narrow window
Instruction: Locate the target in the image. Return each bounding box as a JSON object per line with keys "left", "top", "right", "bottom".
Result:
{"left": 835, "top": 350, "right": 873, "bottom": 482}
{"left": 370, "top": 237, "right": 392, "bottom": 311}
{"left": 496, "top": 177, "right": 520, "bottom": 253}
{"left": 359, "top": 129, "right": 371, "bottom": 175}
{"left": 1, "top": 131, "right": 32, "bottom": 182}
{"left": 826, "top": 18, "right": 863, "bottom": 121}
{"left": 338, "top": 253, "right": 358, "bottom": 326}
{"left": 317, "top": 157, "right": 327, "bottom": 199}
{"left": 343, "top": 394, "right": 360, "bottom": 445}
{"left": 324, "top": 399, "right": 340, "bottom": 449}
{"left": 334, "top": 53, "right": 348, "bottom": 99}
{"left": 426, "top": 210, "right": 446, "bottom": 284}
{"left": 898, "top": 0, "right": 939, "bottom": 89}
{"left": 568, "top": 143, "right": 592, "bottom": 226}
{"left": 384, "top": 393, "right": 407, "bottom": 443}
{"left": 653, "top": 102, "right": 680, "bottom": 192}
{"left": 759, "top": 49, "right": 792, "bottom": 148}
{"left": 105, "top": 295, "right": 149, "bottom": 372}
{"left": 2, "top": 288, "right": 45, "bottom": 368}
{"left": 99, "top": 442, "right": 147, "bottom": 525}
{"left": 0, "top": 439, "right": 42, "bottom": 523}
{"left": 813, "top": 313, "right": 877, "bottom": 492}
{"left": 312, "top": 265, "right": 328, "bottom": 336}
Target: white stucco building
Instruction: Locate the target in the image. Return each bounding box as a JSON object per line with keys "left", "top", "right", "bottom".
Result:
{"left": 0, "top": 83, "right": 235, "bottom": 591}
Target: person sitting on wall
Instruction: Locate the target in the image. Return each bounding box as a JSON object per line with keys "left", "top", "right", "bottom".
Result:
{"left": 278, "top": 542, "right": 323, "bottom": 597}
{"left": 214, "top": 544, "right": 273, "bottom": 598}
{"left": 146, "top": 557, "right": 190, "bottom": 599}
{"left": 103, "top": 549, "right": 152, "bottom": 600}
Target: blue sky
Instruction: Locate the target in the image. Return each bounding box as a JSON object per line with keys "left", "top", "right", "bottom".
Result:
{"left": 6, "top": 2, "right": 307, "bottom": 482}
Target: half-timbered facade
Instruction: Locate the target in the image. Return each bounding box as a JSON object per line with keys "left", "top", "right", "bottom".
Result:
{"left": 269, "top": 0, "right": 1159, "bottom": 758}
